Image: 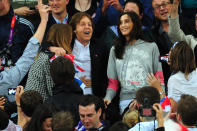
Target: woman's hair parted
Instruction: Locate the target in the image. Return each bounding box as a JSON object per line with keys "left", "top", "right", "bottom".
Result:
{"left": 46, "top": 24, "right": 72, "bottom": 54}
{"left": 170, "top": 41, "right": 196, "bottom": 79}
{"left": 115, "top": 11, "right": 143, "bottom": 59}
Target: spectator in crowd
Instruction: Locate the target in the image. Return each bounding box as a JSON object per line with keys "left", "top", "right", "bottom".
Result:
{"left": 140, "top": 0, "right": 154, "bottom": 28}
{"left": 167, "top": 41, "right": 197, "bottom": 102}
{"left": 151, "top": 0, "right": 195, "bottom": 87}
{"left": 67, "top": 0, "right": 98, "bottom": 18}
{"left": 176, "top": 94, "right": 197, "bottom": 130}
{"left": 0, "top": 108, "right": 22, "bottom": 131}
{"left": 100, "top": 0, "right": 155, "bottom": 52}
{"left": 0, "top": 0, "right": 50, "bottom": 102}
{"left": 40, "top": 0, "right": 71, "bottom": 51}
{"left": 52, "top": 111, "right": 74, "bottom": 131}
{"left": 168, "top": 0, "right": 197, "bottom": 52}
{"left": 69, "top": 12, "right": 109, "bottom": 97}
{"left": 104, "top": 11, "right": 164, "bottom": 114}
{"left": 94, "top": 0, "right": 124, "bottom": 26}
{"left": 15, "top": 86, "right": 43, "bottom": 129}
{"left": 23, "top": 103, "right": 56, "bottom": 131}
{"left": 25, "top": 24, "right": 73, "bottom": 101}
{"left": 0, "top": 0, "right": 34, "bottom": 64}
{"left": 76, "top": 95, "right": 109, "bottom": 131}
{"left": 128, "top": 86, "right": 162, "bottom": 131}
{"left": 46, "top": 56, "right": 83, "bottom": 125}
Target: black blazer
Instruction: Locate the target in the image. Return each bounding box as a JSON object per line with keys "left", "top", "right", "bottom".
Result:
{"left": 90, "top": 38, "right": 109, "bottom": 98}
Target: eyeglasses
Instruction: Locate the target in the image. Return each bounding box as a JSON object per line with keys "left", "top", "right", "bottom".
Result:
{"left": 154, "top": 2, "right": 171, "bottom": 10}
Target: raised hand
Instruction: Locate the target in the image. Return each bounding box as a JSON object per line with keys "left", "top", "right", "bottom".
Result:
{"left": 0, "top": 97, "right": 6, "bottom": 106}
{"left": 170, "top": 0, "right": 180, "bottom": 18}
{"left": 147, "top": 73, "right": 161, "bottom": 90}
{"left": 153, "top": 103, "right": 164, "bottom": 128}
{"left": 109, "top": 0, "right": 123, "bottom": 12}
{"left": 102, "top": 0, "right": 111, "bottom": 14}
{"left": 15, "top": 86, "right": 24, "bottom": 106}
{"left": 37, "top": 0, "right": 51, "bottom": 22}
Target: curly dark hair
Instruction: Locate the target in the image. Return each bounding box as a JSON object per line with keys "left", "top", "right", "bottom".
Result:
{"left": 115, "top": 11, "right": 144, "bottom": 59}
{"left": 20, "top": 90, "right": 43, "bottom": 117}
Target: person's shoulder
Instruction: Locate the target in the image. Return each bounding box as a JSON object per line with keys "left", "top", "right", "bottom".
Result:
{"left": 139, "top": 39, "right": 157, "bottom": 48}
{"left": 17, "top": 15, "right": 34, "bottom": 34}
{"left": 129, "top": 121, "right": 157, "bottom": 131}
{"left": 31, "top": 52, "right": 50, "bottom": 67}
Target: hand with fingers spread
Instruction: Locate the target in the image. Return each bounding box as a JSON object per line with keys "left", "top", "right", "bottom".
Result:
{"left": 147, "top": 73, "right": 161, "bottom": 90}
{"left": 153, "top": 103, "right": 164, "bottom": 128}
{"left": 0, "top": 97, "right": 6, "bottom": 106}
{"left": 15, "top": 86, "right": 24, "bottom": 107}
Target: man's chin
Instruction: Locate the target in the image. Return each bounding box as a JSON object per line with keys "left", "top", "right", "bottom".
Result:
{"left": 84, "top": 125, "right": 93, "bottom": 129}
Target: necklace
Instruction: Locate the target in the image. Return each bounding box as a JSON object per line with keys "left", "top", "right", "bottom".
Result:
{"left": 77, "top": 0, "right": 91, "bottom": 12}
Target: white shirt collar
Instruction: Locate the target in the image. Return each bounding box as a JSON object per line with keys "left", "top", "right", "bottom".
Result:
{"left": 75, "top": 39, "right": 90, "bottom": 48}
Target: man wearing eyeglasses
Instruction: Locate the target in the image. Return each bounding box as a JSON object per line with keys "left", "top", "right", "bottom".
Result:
{"left": 151, "top": 0, "right": 195, "bottom": 89}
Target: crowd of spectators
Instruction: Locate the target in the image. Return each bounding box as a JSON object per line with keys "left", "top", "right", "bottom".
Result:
{"left": 0, "top": 0, "right": 197, "bottom": 130}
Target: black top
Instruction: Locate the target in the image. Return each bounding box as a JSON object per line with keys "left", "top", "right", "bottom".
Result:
{"left": 0, "top": 6, "right": 34, "bottom": 63}
{"left": 46, "top": 81, "right": 83, "bottom": 126}
{"left": 67, "top": 0, "right": 97, "bottom": 18}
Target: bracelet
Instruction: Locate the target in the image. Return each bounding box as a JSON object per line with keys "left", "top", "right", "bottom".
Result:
{"left": 17, "top": 104, "right": 20, "bottom": 107}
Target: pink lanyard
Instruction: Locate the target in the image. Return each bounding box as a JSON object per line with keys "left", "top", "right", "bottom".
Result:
{"left": 8, "top": 15, "right": 16, "bottom": 45}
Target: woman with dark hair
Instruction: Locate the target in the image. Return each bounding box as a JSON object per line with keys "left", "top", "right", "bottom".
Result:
{"left": 104, "top": 11, "right": 164, "bottom": 114}
{"left": 168, "top": 41, "right": 197, "bottom": 102}
{"left": 25, "top": 24, "right": 73, "bottom": 101}
{"left": 23, "top": 104, "right": 56, "bottom": 131}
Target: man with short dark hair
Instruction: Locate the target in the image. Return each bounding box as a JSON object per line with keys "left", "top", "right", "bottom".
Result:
{"left": 129, "top": 86, "right": 161, "bottom": 131}
{"left": 15, "top": 86, "right": 43, "bottom": 129}
{"left": 177, "top": 94, "right": 197, "bottom": 130}
{"left": 20, "top": 90, "right": 43, "bottom": 117}
{"left": 76, "top": 95, "right": 108, "bottom": 131}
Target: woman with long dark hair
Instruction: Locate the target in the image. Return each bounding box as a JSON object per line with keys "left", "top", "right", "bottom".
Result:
{"left": 104, "top": 11, "right": 164, "bottom": 114}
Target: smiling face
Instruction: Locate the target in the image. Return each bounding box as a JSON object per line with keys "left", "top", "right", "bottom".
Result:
{"left": 119, "top": 14, "right": 133, "bottom": 40}
{"left": 79, "top": 104, "right": 101, "bottom": 130}
{"left": 152, "top": 0, "right": 172, "bottom": 21}
{"left": 48, "top": 0, "right": 68, "bottom": 15}
{"left": 74, "top": 16, "right": 93, "bottom": 45}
